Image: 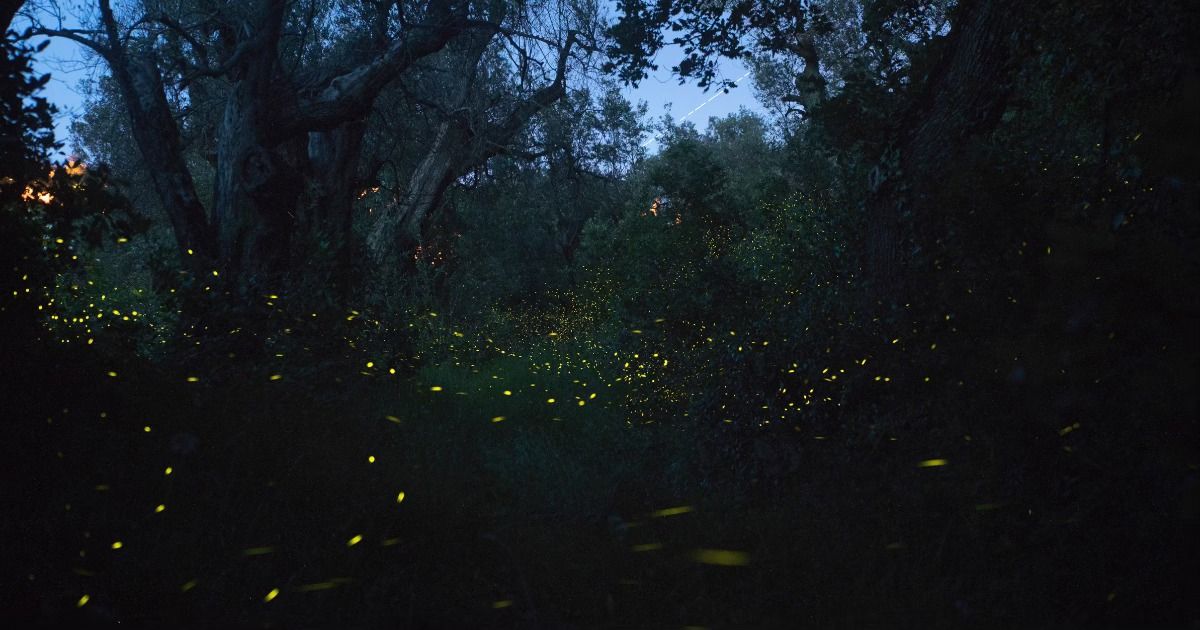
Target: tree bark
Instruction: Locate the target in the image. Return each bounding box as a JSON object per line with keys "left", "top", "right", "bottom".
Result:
{"left": 37, "top": 0, "right": 535, "bottom": 296}
{"left": 275, "top": 1, "right": 464, "bottom": 139}
{"left": 305, "top": 120, "right": 368, "bottom": 296}
{"left": 864, "top": 0, "right": 1021, "bottom": 290}
{"left": 367, "top": 31, "right": 580, "bottom": 262}
{"left": 106, "top": 42, "right": 216, "bottom": 268}
{"left": 374, "top": 119, "right": 467, "bottom": 257}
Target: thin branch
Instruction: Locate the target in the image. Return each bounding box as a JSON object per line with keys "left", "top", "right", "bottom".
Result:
{"left": 24, "top": 27, "right": 112, "bottom": 60}
{"left": 481, "top": 30, "right": 580, "bottom": 159}
{"left": 151, "top": 14, "right": 211, "bottom": 65}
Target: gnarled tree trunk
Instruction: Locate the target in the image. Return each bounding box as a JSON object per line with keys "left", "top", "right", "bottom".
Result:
{"left": 110, "top": 53, "right": 215, "bottom": 267}
{"left": 212, "top": 39, "right": 301, "bottom": 287}
{"left": 864, "top": 0, "right": 1022, "bottom": 291}
{"left": 367, "top": 31, "right": 581, "bottom": 262}
{"left": 368, "top": 119, "right": 468, "bottom": 259}
{"left": 304, "top": 120, "right": 369, "bottom": 298}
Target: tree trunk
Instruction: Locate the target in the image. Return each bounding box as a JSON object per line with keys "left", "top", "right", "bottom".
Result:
{"left": 113, "top": 57, "right": 216, "bottom": 267}
{"left": 368, "top": 119, "right": 467, "bottom": 260}
{"left": 86, "top": 0, "right": 216, "bottom": 268}
{"left": 864, "top": 0, "right": 1021, "bottom": 290}
{"left": 366, "top": 31, "right": 580, "bottom": 263}
{"left": 305, "top": 120, "right": 368, "bottom": 298}
{"left": 212, "top": 77, "right": 300, "bottom": 287}
{"left": 58, "top": 0, "right": 469, "bottom": 296}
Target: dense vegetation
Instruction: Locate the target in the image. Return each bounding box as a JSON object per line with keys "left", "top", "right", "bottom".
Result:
{"left": 2, "top": 0, "right": 1197, "bottom": 627}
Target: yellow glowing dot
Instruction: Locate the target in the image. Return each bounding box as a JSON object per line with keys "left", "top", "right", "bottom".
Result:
{"left": 76, "top": 594, "right": 90, "bottom": 607}
{"left": 547, "top": 398, "right": 555, "bottom": 404}
{"left": 186, "top": 376, "right": 199, "bottom": 382}
{"left": 107, "top": 371, "right": 117, "bottom": 377}
{"left": 264, "top": 588, "right": 279, "bottom": 602}
{"left": 577, "top": 400, "right": 585, "bottom": 406}
{"left": 155, "top": 504, "right": 165, "bottom": 513}
{"left": 366, "top": 361, "right": 374, "bottom": 368}
{"left": 691, "top": 549, "right": 750, "bottom": 566}
{"left": 589, "top": 393, "right": 596, "bottom": 399}
{"left": 86, "top": 338, "right": 93, "bottom": 345}
{"left": 917, "top": 458, "right": 948, "bottom": 468}
{"left": 503, "top": 390, "right": 512, "bottom": 396}
{"left": 211, "top": 270, "right": 219, "bottom": 277}
{"left": 164, "top": 467, "right": 173, "bottom": 475}
{"left": 111, "top": 541, "right": 123, "bottom": 549}
{"left": 430, "top": 386, "right": 443, "bottom": 392}
{"left": 347, "top": 534, "right": 363, "bottom": 546}
{"left": 396, "top": 491, "right": 406, "bottom": 503}
{"left": 389, "top": 368, "right": 396, "bottom": 374}
{"left": 143, "top": 426, "right": 151, "bottom": 433}
{"left": 491, "top": 416, "right": 506, "bottom": 423}
{"left": 186, "top": 249, "right": 194, "bottom": 255}
{"left": 651, "top": 505, "right": 693, "bottom": 517}
{"left": 367, "top": 455, "right": 376, "bottom": 463}
{"left": 269, "top": 374, "right": 282, "bottom": 381}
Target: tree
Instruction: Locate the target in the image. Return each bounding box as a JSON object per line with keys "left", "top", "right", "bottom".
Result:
{"left": 2, "top": 2, "right": 56, "bottom": 341}
{"left": 1, "top": 0, "right": 23, "bottom": 32}
{"left": 24, "top": 0, "right": 599, "bottom": 299}
{"left": 3, "top": 7, "right": 146, "bottom": 348}
{"left": 605, "top": 0, "right": 1023, "bottom": 293}
{"left": 364, "top": 16, "right": 599, "bottom": 265}
{"left": 606, "top": 0, "right": 835, "bottom": 112}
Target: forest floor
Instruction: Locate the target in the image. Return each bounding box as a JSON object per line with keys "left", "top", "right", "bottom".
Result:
{"left": 4, "top": 332, "right": 1198, "bottom": 629}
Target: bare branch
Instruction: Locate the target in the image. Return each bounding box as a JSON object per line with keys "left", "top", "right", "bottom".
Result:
{"left": 481, "top": 30, "right": 580, "bottom": 159}
{"left": 24, "top": 26, "right": 113, "bottom": 59}
{"left": 151, "top": 14, "right": 211, "bottom": 65}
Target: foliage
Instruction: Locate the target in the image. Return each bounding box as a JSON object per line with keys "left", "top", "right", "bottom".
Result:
{"left": 5, "top": 0, "right": 1200, "bottom": 627}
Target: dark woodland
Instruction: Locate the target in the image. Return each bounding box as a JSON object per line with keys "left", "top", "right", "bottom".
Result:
{"left": 1, "top": 0, "right": 1198, "bottom": 626}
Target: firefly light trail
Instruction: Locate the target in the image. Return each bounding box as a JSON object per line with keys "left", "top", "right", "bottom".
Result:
{"left": 642, "top": 69, "right": 753, "bottom": 147}
{"left": 679, "top": 70, "right": 753, "bottom": 122}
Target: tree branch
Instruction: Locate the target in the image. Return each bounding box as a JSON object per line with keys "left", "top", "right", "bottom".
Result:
{"left": 25, "top": 27, "right": 112, "bottom": 60}
{"left": 481, "top": 30, "right": 580, "bottom": 159}
{"left": 97, "top": 0, "right": 121, "bottom": 51}
{"left": 276, "top": 0, "right": 470, "bottom": 139}
{"left": 152, "top": 14, "right": 210, "bottom": 64}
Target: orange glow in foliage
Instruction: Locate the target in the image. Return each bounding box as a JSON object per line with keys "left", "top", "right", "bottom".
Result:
{"left": 22, "top": 187, "right": 53, "bottom": 204}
